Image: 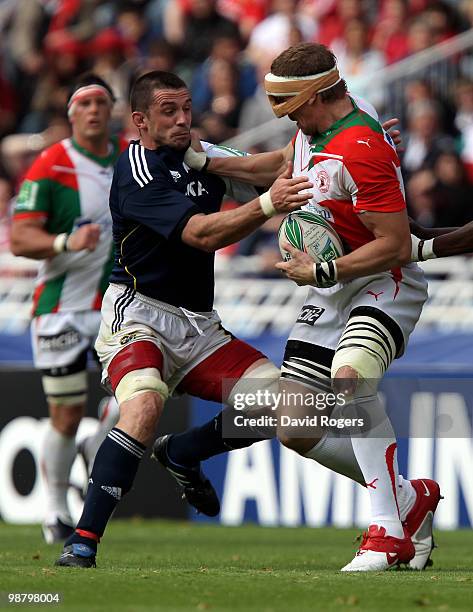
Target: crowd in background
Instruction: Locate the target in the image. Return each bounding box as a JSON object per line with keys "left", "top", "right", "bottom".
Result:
{"left": 1, "top": 0, "right": 473, "bottom": 273}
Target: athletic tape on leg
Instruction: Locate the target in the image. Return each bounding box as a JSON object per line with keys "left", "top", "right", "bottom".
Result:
{"left": 115, "top": 368, "right": 169, "bottom": 404}
{"left": 42, "top": 371, "right": 87, "bottom": 405}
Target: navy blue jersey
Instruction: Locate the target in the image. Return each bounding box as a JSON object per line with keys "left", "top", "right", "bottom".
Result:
{"left": 109, "top": 141, "right": 227, "bottom": 311}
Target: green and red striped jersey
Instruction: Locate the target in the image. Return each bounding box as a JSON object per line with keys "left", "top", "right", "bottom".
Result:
{"left": 14, "top": 136, "right": 127, "bottom": 316}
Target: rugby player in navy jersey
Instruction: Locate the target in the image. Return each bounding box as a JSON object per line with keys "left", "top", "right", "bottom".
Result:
{"left": 54, "top": 70, "right": 313, "bottom": 568}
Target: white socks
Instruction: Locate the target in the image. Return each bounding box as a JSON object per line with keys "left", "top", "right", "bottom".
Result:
{"left": 304, "top": 395, "right": 416, "bottom": 538}
{"left": 41, "top": 424, "right": 76, "bottom": 524}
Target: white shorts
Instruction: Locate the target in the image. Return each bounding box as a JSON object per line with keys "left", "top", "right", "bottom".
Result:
{"left": 31, "top": 311, "right": 101, "bottom": 371}
{"left": 95, "top": 284, "right": 265, "bottom": 400}
{"left": 283, "top": 264, "right": 428, "bottom": 384}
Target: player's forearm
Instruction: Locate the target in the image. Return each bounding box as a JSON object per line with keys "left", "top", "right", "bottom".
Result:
{"left": 206, "top": 150, "right": 286, "bottom": 188}
{"left": 335, "top": 236, "right": 411, "bottom": 282}
{"left": 184, "top": 199, "right": 267, "bottom": 252}
{"left": 411, "top": 220, "right": 473, "bottom": 261}
{"left": 409, "top": 218, "right": 458, "bottom": 240}
{"left": 10, "top": 225, "right": 58, "bottom": 259}
{"left": 431, "top": 221, "right": 473, "bottom": 256}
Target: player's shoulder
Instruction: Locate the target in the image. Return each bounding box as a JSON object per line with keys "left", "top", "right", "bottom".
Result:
{"left": 24, "top": 139, "right": 71, "bottom": 181}
{"left": 341, "top": 116, "right": 396, "bottom": 164}
{"left": 116, "top": 140, "right": 167, "bottom": 189}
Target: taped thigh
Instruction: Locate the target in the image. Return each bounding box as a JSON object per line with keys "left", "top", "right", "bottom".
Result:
{"left": 41, "top": 348, "right": 88, "bottom": 405}
{"left": 115, "top": 368, "right": 168, "bottom": 404}
{"left": 108, "top": 340, "right": 168, "bottom": 404}
{"left": 331, "top": 306, "right": 404, "bottom": 388}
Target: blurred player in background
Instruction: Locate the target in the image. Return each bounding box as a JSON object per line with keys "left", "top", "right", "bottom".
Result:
{"left": 54, "top": 70, "right": 313, "bottom": 568}
{"left": 176, "top": 42, "right": 442, "bottom": 572}
{"left": 10, "top": 74, "right": 125, "bottom": 544}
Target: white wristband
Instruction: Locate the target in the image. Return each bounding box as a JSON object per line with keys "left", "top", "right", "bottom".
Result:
{"left": 420, "top": 238, "right": 436, "bottom": 260}
{"left": 53, "top": 232, "right": 68, "bottom": 254}
{"left": 411, "top": 234, "right": 437, "bottom": 262}
{"left": 184, "top": 147, "right": 208, "bottom": 171}
{"left": 259, "top": 190, "right": 276, "bottom": 218}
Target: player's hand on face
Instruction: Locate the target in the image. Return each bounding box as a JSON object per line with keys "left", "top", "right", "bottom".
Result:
{"left": 189, "top": 130, "right": 203, "bottom": 152}
{"left": 382, "top": 117, "right": 402, "bottom": 148}
{"left": 275, "top": 243, "right": 314, "bottom": 285}
{"left": 270, "top": 161, "right": 313, "bottom": 213}
{"left": 67, "top": 223, "right": 101, "bottom": 252}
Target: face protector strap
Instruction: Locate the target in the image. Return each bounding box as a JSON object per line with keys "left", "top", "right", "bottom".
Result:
{"left": 264, "top": 65, "right": 341, "bottom": 118}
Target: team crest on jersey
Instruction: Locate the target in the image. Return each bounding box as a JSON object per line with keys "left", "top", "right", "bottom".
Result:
{"left": 314, "top": 169, "right": 330, "bottom": 193}
{"left": 170, "top": 170, "right": 181, "bottom": 182}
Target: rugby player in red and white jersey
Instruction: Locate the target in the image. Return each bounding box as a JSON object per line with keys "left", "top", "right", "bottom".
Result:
{"left": 10, "top": 74, "right": 125, "bottom": 544}
{"left": 183, "top": 43, "right": 442, "bottom": 572}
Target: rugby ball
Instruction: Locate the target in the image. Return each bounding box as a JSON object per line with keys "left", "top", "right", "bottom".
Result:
{"left": 278, "top": 210, "right": 344, "bottom": 264}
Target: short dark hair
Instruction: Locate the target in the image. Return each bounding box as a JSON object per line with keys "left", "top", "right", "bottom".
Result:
{"left": 70, "top": 72, "right": 115, "bottom": 101}
{"left": 271, "top": 43, "right": 347, "bottom": 102}
{"left": 130, "top": 71, "right": 188, "bottom": 113}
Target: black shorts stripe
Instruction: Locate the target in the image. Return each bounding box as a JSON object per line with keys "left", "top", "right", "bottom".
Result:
{"left": 349, "top": 306, "right": 404, "bottom": 357}
{"left": 112, "top": 287, "right": 131, "bottom": 334}
{"left": 284, "top": 340, "right": 335, "bottom": 370}
{"left": 336, "top": 341, "right": 389, "bottom": 372}
{"left": 117, "top": 288, "right": 135, "bottom": 332}
{"left": 343, "top": 322, "right": 395, "bottom": 362}
{"left": 40, "top": 348, "right": 88, "bottom": 377}
{"left": 112, "top": 287, "right": 135, "bottom": 334}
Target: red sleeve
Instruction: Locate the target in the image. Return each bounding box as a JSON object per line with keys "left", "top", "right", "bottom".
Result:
{"left": 343, "top": 139, "right": 406, "bottom": 214}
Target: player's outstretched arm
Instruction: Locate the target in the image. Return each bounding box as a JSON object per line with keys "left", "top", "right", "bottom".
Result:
{"left": 184, "top": 141, "right": 294, "bottom": 188}
{"left": 410, "top": 220, "right": 473, "bottom": 261}
{"left": 181, "top": 162, "right": 312, "bottom": 252}
{"left": 11, "top": 218, "right": 101, "bottom": 259}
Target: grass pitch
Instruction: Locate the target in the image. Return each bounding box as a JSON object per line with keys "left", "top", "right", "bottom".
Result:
{"left": 0, "top": 521, "right": 472, "bottom": 611}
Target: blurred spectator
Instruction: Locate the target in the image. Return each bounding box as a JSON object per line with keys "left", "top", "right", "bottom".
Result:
{"left": 217, "top": 0, "right": 269, "bottom": 41}
{"left": 372, "top": 0, "right": 409, "bottom": 64}
{"left": 237, "top": 53, "right": 295, "bottom": 151}
{"left": 407, "top": 153, "right": 473, "bottom": 227}
{"left": 163, "top": 0, "right": 239, "bottom": 70}
{"left": 116, "top": 2, "right": 157, "bottom": 57}
{"left": 402, "top": 100, "right": 456, "bottom": 179}
{"left": 454, "top": 79, "right": 473, "bottom": 181}
{"left": 191, "top": 34, "right": 257, "bottom": 119}
{"left": 247, "top": 0, "right": 317, "bottom": 60}
{"left": 454, "top": 78, "right": 473, "bottom": 134}
{"left": 89, "top": 28, "right": 135, "bottom": 121}
{"left": 334, "top": 19, "right": 386, "bottom": 109}
{"left": 423, "top": 1, "right": 460, "bottom": 44}
{"left": 317, "top": 0, "right": 365, "bottom": 49}
{"left": 406, "top": 17, "right": 435, "bottom": 55}
{"left": 405, "top": 79, "right": 456, "bottom": 135}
